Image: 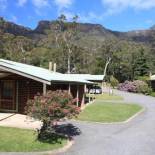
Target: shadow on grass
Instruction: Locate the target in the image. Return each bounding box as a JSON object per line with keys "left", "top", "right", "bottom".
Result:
{"left": 38, "top": 123, "right": 81, "bottom": 144}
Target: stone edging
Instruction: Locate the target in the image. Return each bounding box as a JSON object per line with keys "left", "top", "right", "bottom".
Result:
{"left": 73, "top": 107, "right": 145, "bottom": 125}
{"left": 122, "top": 107, "right": 145, "bottom": 124}
{"left": 37, "top": 139, "right": 74, "bottom": 155}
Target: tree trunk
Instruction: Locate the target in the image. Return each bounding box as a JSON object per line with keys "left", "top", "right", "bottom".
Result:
{"left": 104, "top": 57, "right": 111, "bottom": 76}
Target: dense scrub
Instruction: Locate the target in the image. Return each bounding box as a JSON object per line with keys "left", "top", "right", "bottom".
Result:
{"left": 0, "top": 17, "right": 154, "bottom": 82}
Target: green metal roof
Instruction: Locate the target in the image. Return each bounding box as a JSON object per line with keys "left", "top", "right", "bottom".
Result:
{"left": 0, "top": 59, "right": 93, "bottom": 85}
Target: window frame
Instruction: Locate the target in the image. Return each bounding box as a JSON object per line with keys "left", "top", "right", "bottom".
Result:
{"left": 1, "top": 80, "right": 15, "bottom": 100}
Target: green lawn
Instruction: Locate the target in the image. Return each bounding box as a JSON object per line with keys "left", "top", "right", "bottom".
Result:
{"left": 77, "top": 102, "right": 142, "bottom": 123}
{"left": 150, "top": 92, "right": 155, "bottom": 97}
{"left": 0, "top": 126, "right": 67, "bottom": 152}
{"left": 87, "top": 93, "right": 124, "bottom": 101}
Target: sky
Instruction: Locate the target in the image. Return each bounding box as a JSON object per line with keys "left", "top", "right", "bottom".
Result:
{"left": 0, "top": 0, "right": 155, "bottom": 32}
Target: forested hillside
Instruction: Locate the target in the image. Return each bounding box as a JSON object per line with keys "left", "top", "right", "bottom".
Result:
{"left": 0, "top": 16, "right": 155, "bottom": 82}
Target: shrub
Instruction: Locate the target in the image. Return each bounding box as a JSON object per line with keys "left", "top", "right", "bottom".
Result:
{"left": 133, "top": 80, "right": 152, "bottom": 95}
{"left": 118, "top": 81, "right": 136, "bottom": 92}
{"left": 136, "top": 76, "right": 150, "bottom": 82}
{"left": 25, "top": 90, "right": 80, "bottom": 141}
{"left": 110, "top": 76, "right": 119, "bottom": 88}
{"left": 136, "top": 76, "right": 151, "bottom": 87}
{"left": 118, "top": 80, "right": 152, "bottom": 95}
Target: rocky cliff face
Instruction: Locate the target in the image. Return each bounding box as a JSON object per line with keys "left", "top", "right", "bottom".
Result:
{"left": 115, "top": 29, "right": 155, "bottom": 44}
{"left": 0, "top": 17, "right": 155, "bottom": 46}
{"left": 34, "top": 20, "right": 51, "bottom": 34}
{"left": 0, "top": 17, "right": 32, "bottom": 36}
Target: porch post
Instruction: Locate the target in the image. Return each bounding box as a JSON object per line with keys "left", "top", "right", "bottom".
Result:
{"left": 84, "top": 84, "right": 87, "bottom": 93}
{"left": 76, "top": 85, "right": 79, "bottom": 107}
{"left": 102, "top": 81, "right": 104, "bottom": 94}
{"left": 68, "top": 83, "right": 71, "bottom": 94}
{"left": 43, "top": 83, "right": 47, "bottom": 95}
{"left": 81, "top": 84, "right": 87, "bottom": 108}
{"left": 88, "top": 87, "right": 91, "bottom": 103}
{"left": 16, "top": 81, "right": 19, "bottom": 112}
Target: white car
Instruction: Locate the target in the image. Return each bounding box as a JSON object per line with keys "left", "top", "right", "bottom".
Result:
{"left": 89, "top": 86, "right": 102, "bottom": 94}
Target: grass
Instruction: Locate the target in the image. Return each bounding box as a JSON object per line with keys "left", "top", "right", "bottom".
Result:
{"left": 0, "top": 126, "right": 67, "bottom": 152}
{"left": 77, "top": 101, "right": 142, "bottom": 123}
{"left": 87, "top": 93, "right": 124, "bottom": 101}
{"left": 150, "top": 92, "right": 155, "bottom": 97}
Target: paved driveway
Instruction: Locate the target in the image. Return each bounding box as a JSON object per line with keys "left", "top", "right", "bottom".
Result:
{"left": 59, "top": 90, "right": 155, "bottom": 155}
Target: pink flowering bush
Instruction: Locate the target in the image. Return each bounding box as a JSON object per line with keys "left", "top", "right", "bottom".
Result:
{"left": 25, "top": 90, "right": 80, "bottom": 141}
{"left": 118, "top": 81, "right": 136, "bottom": 92}
{"left": 118, "top": 80, "right": 152, "bottom": 95}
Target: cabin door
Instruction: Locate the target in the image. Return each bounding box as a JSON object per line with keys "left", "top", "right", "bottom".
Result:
{"left": 0, "top": 80, "right": 16, "bottom": 112}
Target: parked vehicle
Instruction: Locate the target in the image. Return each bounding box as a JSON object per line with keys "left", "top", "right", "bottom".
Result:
{"left": 89, "top": 86, "right": 102, "bottom": 94}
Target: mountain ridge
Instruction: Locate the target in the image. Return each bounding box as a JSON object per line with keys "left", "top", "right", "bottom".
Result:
{"left": 0, "top": 17, "right": 155, "bottom": 80}
{"left": 0, "top": 17, "right": 155, "bottom": 47}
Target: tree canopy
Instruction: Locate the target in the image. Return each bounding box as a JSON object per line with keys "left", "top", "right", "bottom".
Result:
{"left": 0, "top": 15, "right": 154, "bottom": 82}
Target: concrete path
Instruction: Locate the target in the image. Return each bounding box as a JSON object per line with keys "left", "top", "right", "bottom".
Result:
{"left": 59, "top": 90, "right": 155, "bottom": 155}
{"left": 0, "top": 113, "right": 14, "bottom": 121}
{"left": 0, "top": 114, "right": 42, "bottom": 129}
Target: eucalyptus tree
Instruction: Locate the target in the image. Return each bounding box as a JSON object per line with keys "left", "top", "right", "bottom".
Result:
{"left": 56, "top": 14, "right": 79, "bottom": 73}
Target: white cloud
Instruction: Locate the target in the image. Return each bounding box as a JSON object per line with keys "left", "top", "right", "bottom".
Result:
{"left": 102, "top": 0, "right": 155, "bottom": 15}
{"left": 145, "top": 19, "right": 154, "bottom": 25}
{"left": 57, "top": 11, "right": 101, "bottom": 23}
{"left": 32, "top": 0, "right": 49, "bottom": 8}
{"left": 60, "top": 11, "right": 74, "bottom": 20}
{"left": 30, "top": 0, "right": 51, "bottom": 16}
{"left": 0, "top": 0, "right": 7, "bottom": 11}
{"left": 17, "top": 0, "right": 27, "bottom": 6}
{"left": 11, "top": 15, "right": 18, "bottom": 22}
{"left": 54, "top": 0, "right": 73, "bottom": 9}
{"left": 78, "top": 12, "right": 103, "bottom": 23}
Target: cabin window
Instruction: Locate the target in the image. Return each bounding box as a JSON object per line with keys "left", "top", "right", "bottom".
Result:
{"left": 1, "top": 81, "right": 14, "bottom": 99}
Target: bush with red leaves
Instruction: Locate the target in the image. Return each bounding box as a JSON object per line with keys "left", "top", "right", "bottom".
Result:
{"left": 25, "top": 90, "right": 80, "bottom": 140}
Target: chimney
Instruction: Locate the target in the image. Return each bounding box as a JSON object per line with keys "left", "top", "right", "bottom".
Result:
{"left": 49, "top": 62, "right": 52, "bottom": 71}
{"left": 53, "top": 63, "right": 57, "bottom": 72}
